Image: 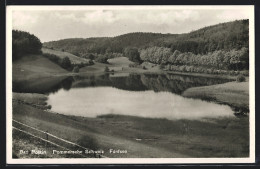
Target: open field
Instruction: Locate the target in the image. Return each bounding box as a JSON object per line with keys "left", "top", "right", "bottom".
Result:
{"left": 79, "top": 62, "right": 110, "bottom": 74}
{"left": 80, "top": 57, "right": 135, "bottom": 73}
{"left": 108, "top": 57, "right": 133, "bottom": 67}
{"left": 182, "top": 79, "right": 249, "bottom": 110}
{"left": 79, "top": 57, "right": 163, "bottom": 75}
{"left": 12, "top": 93, "right": 249, "bottom": 158}
{"left": 42, "top": 48, "right": 89, "bottom": 64}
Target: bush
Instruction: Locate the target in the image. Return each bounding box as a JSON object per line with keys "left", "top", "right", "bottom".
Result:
{"left": 240, "top": 70, "right": 249, "bottom": 76}
{"left": 72, "top": 66, "right": 79, "bottom": 73}
{"left": 104, "top": 66, "right": 109, "bottom": 72}
{"left": 43, "top": 53, "right": 60, "bottom": 64}
{"left": 77, "top": 135, "right": 99, "bottom": 151}
{"left": 60, "top": 57, "right": 72, "bottom": 70}
{"left": 159, "top": 64, "right": 165, "bottom": 69}
{"left": 129, "top": 63, "right": 139, "bottom": 68}
{"left": 236, "top": 74, "right": 246, "bottom": 82}
{"left": 96, "top": 55, "right": 108, "bottom": 63}
{"left": 89, "top": 60, "right": 94, "bottom": 65}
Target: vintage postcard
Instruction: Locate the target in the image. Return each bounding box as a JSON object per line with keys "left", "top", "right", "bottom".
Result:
{"left": 6, "top": 5, "right": 255, "bottom": 164}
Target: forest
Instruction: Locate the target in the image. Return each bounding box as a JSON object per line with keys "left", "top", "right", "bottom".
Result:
{"left": 43, "top": 20, "right": 248, "bottom": 56}
{"left": 43, "top": 19, "right": 249, "bottom": 72}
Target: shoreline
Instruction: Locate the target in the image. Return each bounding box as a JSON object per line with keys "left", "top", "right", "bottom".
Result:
{"left": 182, "top": 79, "right": 249, "bottom": 113}
{"left": 12, "top": 93, "right": 249, "bottom": 158}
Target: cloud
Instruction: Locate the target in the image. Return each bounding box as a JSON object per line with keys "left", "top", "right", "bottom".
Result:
{"left": 54, "top": 12, "right": 78, "bottom": 22}
{"left": 11, "top": 7, "right": 251, "bottom": 42}
{"left": 217, "top": 10, "right": 249, "bottom": 20}
{"left": 12, "top": 11, "right": 38, "bottom": 28}
{"left": 82, "top": 10, "right": 117, "bottom": 24}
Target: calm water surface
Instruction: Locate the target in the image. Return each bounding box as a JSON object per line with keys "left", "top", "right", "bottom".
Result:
{"left": 47, "top": 87, "right": 234, "bottom": 120}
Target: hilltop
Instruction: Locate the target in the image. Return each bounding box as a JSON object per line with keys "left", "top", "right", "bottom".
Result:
{"left": 43, "top": 20, "right": 248, "bottom": 57}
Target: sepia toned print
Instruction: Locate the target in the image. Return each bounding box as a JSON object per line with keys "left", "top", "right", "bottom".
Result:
{"left": 6, "top": 5, "right": 255, "bottom": 164}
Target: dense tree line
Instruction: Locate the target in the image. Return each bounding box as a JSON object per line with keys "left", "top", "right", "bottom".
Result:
{"left": 140, "top": 46, "right": 248, "bottom": 71}
{"left": 42, "top": 53, "right": 92, "bottom": 71}
{"left": 12, "top": 30, "right": 42, "bottom": 60}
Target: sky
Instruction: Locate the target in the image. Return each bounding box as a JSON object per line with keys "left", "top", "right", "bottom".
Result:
{"left": 11, "top": 6, "right": 251, "bottom": 42}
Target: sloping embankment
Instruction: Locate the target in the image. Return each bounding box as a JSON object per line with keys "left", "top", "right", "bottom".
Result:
{"left": 182, "top": 80, "right": 249, "bottom": 112}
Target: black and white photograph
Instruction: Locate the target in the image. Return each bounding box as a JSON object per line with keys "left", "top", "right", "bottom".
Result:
{"left": 6, "top": 5, "right": 255, "bottom": 164}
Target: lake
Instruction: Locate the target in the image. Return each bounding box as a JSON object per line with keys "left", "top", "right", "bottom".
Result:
{"left": 31, "top": 73, "right": 236, "bottom": 120}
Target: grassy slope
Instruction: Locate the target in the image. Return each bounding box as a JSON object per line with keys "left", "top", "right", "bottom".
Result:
{"left": 79, "top": 57, "right": 134, "bottom": 74}
{"left": 13, "top": 54, "right": 68, "bottom": 81}
{"left": 42, "top": 48, "right": 89, "bottom": 64}
{"left": 182, "top": 79, "right": 249, "bottom": 109}
{"left": 79, "top": 57, "right": 163, "bottom": 75}
{"left": 12, "top": 93, "right": 249, "bottom": 158}
{"left": 13, "top": 93, "right": 47, "bottom": 104}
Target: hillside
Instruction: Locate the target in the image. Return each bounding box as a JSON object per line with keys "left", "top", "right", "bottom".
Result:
{"left": 43, "top": 20, "right": 248, "bottom": 57}
{"left": 43, "top": 33, "right": 175, "bottom": 57}
{"left": 13, "top": 54, "right": 68, "bottom": 81}
{"left": 42, "top": 47, "right": 89, "bottom": 64}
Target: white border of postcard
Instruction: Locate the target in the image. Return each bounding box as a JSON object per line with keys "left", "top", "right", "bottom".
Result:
{"left": 6, "top": 5, "right": 255, "bottom": 164}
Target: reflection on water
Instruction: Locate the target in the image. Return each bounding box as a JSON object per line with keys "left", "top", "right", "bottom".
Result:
{"left": 12, "top": 76, "right": 72, "bottom": 94}
{"left": 13, "top": 73, "right": 231, "bottom": 94}
{"left": 47, "top": 87, "right": 235, "bottom": 120}
{"left": 71, "top": 74, "right": 231, "bottom": 94}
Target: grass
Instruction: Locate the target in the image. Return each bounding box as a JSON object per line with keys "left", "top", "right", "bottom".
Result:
{"left": 79, "top": 62, "right": 109, "bottom": 74}
{"left": 12, "top": 93, "right": 249, "bottom": 158}
{"left": 12, "top": 129, "right": 85, "bottom": 158}
{"left": 79, "top": 57, "right": 164, "bottom": 75}
{"left": 182, "top": 79, "right": 249, "bottom": 110}
{"left": 108, "top": 57, "right": 133, "bottom": 67}
{"left": 79, "top": 57, "right": 134, "bottom": 74}
{"left": 42, "top": 48, "right": 89, "bottom": 64}
{"left": 13, "top": 54, "right": 68, "bottom": 81}
{"left": 13, "top": 93, "right": 47, "bottom": 105}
